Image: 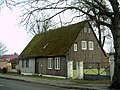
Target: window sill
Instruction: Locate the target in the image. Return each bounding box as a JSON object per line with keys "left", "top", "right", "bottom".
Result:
{"left": 48, "top": 68, "right": 52, "bottom": 70}
{"left": 55, "top": 68, "right": 60, "bottom": 70}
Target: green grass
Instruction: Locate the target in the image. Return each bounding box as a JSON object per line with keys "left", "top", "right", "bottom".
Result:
{"left": 0, "top": 73, "right": 66, "bottom": 80}
{"left": 71, "top": 79, "right": 111, "bottom": 84}
{"left": 84, "top": 68, "right": 110, "bottom": 75}
{"left": 0, "top": 72, "right": 111, "bottom": 84}
{"left": 0, "top": 73, "right": 21, "bottom": 76}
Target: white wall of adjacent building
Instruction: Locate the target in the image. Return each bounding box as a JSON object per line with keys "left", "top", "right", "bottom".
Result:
{"left": 19, "top": 59, "right": 35, "bottom": 75}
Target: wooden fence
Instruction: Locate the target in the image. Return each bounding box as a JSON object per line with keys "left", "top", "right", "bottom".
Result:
{"left": 83, "top": 62, "right": 110, "bottom": 80}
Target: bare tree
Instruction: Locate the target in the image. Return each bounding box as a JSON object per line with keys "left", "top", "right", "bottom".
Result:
{"left": 26, "top": 12, "right": 57, "bottom": 35}
{"left": 3, "top": 0, "right": 120, "bottom": 88}
{"left": 0, "top": 42, "right": 8, "bottom": 56}
{"left": 3, "top": 0, "right": 110, "bottom": 45}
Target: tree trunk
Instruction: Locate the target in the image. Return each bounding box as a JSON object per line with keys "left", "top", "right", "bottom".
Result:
{"left": 111, "top": 45, "right": 120, "bottom": 88}
{"left": 108, "top": 0, "right": 120, "bottom": 88}
{"left": 110, "top": 19, "right": 120, "bottom": 89}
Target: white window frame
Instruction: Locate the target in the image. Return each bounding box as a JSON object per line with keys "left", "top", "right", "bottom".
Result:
{"left": 48, "top": 58, "right": 53, "bottom": 69}
{"left": 55, "top": 57, "right": 60, "bottom": 70}
{"left": 88, "top": 28, "right": 91, "bottom": 33}
{"left": 74, "top": 43, "right": 78, "bottom": 51}
{"left": 81, "top": 41, "right": 87, "bottom": 50}
{"left": 89, "top": 41, "right": 94, "bottom": 50}
{"left": 84, "top": 27, "right": 87, "bottom": 33}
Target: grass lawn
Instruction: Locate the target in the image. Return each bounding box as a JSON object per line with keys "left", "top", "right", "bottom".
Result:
{"left": 71, "top": 79, "right": 111, "bottom": 84}
{"left": 84, "top": 68, "right": 110, "bottom": 75}
{"left": 0, "top": 72, "right": 111, "bottom": 84}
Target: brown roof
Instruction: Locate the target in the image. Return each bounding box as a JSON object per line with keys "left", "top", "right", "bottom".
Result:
{"left": 9, "top": 58, "right": 18, "bottom": 64}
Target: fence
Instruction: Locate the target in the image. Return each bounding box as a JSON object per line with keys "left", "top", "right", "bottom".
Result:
{"left": 83, "top": 62, "right": 110, "bottom": 80}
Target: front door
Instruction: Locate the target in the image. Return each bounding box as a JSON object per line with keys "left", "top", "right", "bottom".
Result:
{"left": 67, "top": 61, "right": 73, "bottom": 78}
{"left": 35, "top": 59, "right": 39, "bottom": 74}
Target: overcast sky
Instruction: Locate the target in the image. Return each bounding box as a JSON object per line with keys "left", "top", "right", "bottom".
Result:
{"left": 0, "top": 7, "right": 32, "bottom": 55}
{"left": 0, "top": 7, "right": 110, "bottom": 55}
{"left": 0, "top": 1, "right": 113, "bottom": 55}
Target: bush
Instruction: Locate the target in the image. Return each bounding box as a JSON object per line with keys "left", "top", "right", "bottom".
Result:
{"left": 2, "top": 67, "right": 7, "bottom": 73}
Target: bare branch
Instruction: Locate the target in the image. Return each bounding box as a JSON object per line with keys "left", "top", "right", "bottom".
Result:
{"left": 0, "top": 42, "right": 8, "bottom": 56}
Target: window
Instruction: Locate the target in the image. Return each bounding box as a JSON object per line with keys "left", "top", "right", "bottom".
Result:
{"left": 12, "top": 64, "right": 16, "bottom": 69}
{"left": 22, "top": 60, "right": 24, "bottom": 67}
{"left": 81, "top": 41, "right": 87, "bottom": 50}
{"left": 84, "top": 27, "right": 87, "bottom": 33}
{"left": 88, "top": 28, "right": 91, "bottom": 33}
{"left": 26, "top": 60, "right": 29, "bottom": 68}
{"left": 74, "top": 43, "right": 78, "bottom": 51}
{"left": 89, "top": 41, "right": 94, "bottom": 50}
{"left": 55, "top": 57, "right": 60, "bottom": 70}
{"left": 48, "top": 58, "right": 53, "bottom": 69}
{"left": 84, "top": 26, "right": 91, "bottom": 33}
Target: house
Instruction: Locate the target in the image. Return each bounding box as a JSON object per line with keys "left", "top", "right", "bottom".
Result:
{"left": 7, "top": 58, "right": 19, "bottom": 73}
{"left": 19, "top": 21, "right": 107, "bottom": 79}
{"left": 0, "top": 53, "right": 18, "bottom": 72}
{"left": 0, "top": 53, "right": 18, "bottom": 61}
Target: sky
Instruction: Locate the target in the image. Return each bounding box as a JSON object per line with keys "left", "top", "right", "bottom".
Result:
{"left": 0, "top": 7, "right": 110, "bottom": 55}
{"left": 0, "top": 1, "right": 113, "bottom": 55}
{"left": 0, "top": 7, "right": 31, "bottom": 55}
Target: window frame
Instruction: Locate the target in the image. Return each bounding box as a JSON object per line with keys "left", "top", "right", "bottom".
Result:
{"left": 87, "top": 27, "right": 91, "bottom": 33}
{"left": 81, "top": 41, "right": 87, "bottom": 50}
{"left": 88, "top": 41, "right": 94, "bottom": 50}
{"left": 48, "top": 58, "right": 53, "bottom": 69}
{"left": 12, "top": 64, "right": 16, "bottom": 69}
{"left": 74, "top": 43, "right": 78, "bottom": 51}
{"left": 84, "top": 27, "right": 87, "bottom": 33}
{"left": 55, "top": 57, "right": 60, "bottom": 70}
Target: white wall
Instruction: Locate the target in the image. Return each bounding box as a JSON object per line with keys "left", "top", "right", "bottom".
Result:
{"left": 67, "top": 61, "right": 73, "bottom": 78}
{"left": 19, "top": 59, "right": 35, "bottom": 75}
{"left": 76, "top": 61, "right": 83, "bottom": 79}
{"left": 109, "top": 54, "right": 114, "bottom": 81}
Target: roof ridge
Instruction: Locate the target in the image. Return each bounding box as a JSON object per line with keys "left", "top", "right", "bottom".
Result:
{"left": 36, "top": 21, "right": 87, "bottom": 35}
{"left": 19, "top": 21, "right": 86, "bottom": 59}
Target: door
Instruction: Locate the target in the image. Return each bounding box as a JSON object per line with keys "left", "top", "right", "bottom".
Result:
{"left": 35, "top": 59, "right": 39, "bottom": 74}
{"left": 67, "top": 61, "right": 73, "bottom": 78}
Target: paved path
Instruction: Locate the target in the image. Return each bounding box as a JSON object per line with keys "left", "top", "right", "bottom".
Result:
{"left": 0, "top": 74, "right": 111, "bottom": 90}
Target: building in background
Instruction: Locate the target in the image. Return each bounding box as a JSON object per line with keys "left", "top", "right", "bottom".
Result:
{"left": 0, "top": 53, "right": 18, "bottom": 73}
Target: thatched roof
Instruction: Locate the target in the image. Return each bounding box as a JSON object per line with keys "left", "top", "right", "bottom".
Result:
{"left": 19, "top": 21, "right": 86, "bottom": 59}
